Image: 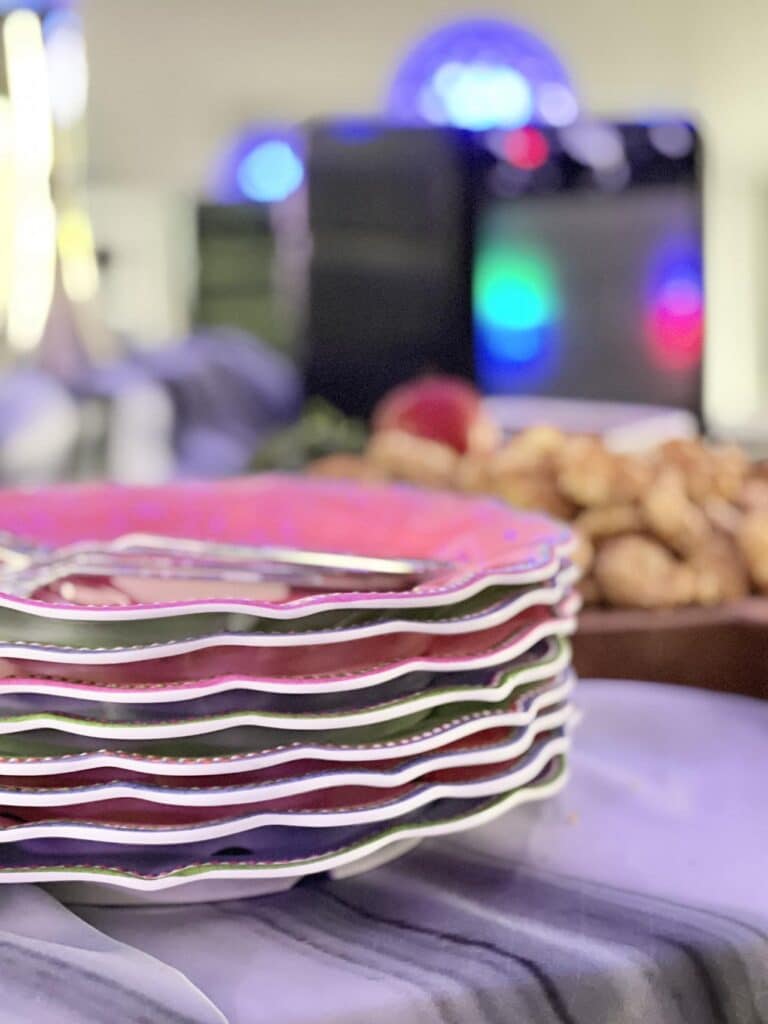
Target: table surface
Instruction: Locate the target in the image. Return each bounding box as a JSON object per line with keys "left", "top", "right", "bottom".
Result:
{"left": 0, "top": 678, "right": 766, "bottom": 1024}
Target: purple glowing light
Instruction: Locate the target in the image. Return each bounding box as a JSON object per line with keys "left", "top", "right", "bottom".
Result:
{"left": 387, "top": 17, "right": 578, "bottom": 131}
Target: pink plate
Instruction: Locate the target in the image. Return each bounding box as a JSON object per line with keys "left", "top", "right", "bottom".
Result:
{"left": 0, "top": 475, "right": 572, "bottom": 619}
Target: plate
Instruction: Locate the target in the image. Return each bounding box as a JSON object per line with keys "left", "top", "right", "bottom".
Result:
{"left": 0, "top": 567, "right": 576, "bottom": 649}
{"left": 0, "top": 716, "right": 570, "bottom": 831}
{"left": 50, "top": 838, "right": 424, "bottom": 906}
{"left": 0, "top": 637, "right": 571, "bottom": 737}
{"left": 0, "top": 753, "right": 568, "bottom": 897}
{"left": 0, "top": 601, "right": 576, "bottom": 689}
{"left": 0, "top": 689, "right": 570, "bottom": 805}
{"left": 0, "top": 631, "right": 563, "bottom": 712}
{"left": 0, "top": 567, "right": 575, "bottom": 657}
{"left": 0, "top": 476, "right": 572, "bottom": 618}
{"left": 0, "top": 616, "right": 572, "bottom": 699}
{"left": 0, "top": 671, "right": 574, "bottom": 775}
{"left": 0, "top": 675, "right": 573, "bottom": 758}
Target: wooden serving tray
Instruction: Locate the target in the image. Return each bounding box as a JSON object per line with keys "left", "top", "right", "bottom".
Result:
{"left": 573, "top": 601, "right": 768, "bottom": 700}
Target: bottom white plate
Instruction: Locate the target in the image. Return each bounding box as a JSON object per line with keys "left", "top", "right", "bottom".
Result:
{"left": 47, "top": 838, "right": 425, "bottom": 906}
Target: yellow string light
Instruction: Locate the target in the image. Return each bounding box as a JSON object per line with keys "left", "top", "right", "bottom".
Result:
{"left": 58, "top": 206, "right": 99, "bottom": 303}
{"left": 3, "top": 8, "right": 57, "bottom": 353}
{"left": 0, "top": 96, "right": 13, "bottom": 332}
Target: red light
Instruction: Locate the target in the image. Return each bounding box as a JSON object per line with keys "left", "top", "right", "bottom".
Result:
{"left": 646, "top": 276, "right": 703, "bottom": 371}
{"left": 503, "top": 127, "right": 549, "bottom": 170}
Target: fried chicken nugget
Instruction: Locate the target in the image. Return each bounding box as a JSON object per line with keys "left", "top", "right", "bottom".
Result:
{"left": 366, "top": 430, "right": 458, "bottom": 489}
{"left": 308, "top": 454, "right": 387, "bottom": 481}
{"left": 454, "top": 454, "right": 494, "bottom": 494}
{"left": 555, "top": 438, "right": 651, "bottom": 508}
{"left": 570, "top": 530, "right": 594, "bottom": 574}
{"left": 709, "top": 444, "right": 750, "bottom": 501}
{"left": 612, "top": 454, "right": 656, "bottom": 502}
{"left": 688, "top": 532, "right": 750, "bottom": 605}
{"left": 557, "top": 458, "right": 616, "bottom": 507}
{"left": 554, "top": 437, "right": 613, "bottom": 507}
{"left": 737, "top": 477, "right": 768, "bottom": 513}
{"left": 642, "top": 466, "right": 711, "bottom": 556}
{"left": 737, "top": 510, "right": 768, "bottom": 592}
{"left": 575, "top": 504, "right": 644, "bottom": 539}
{"left": 660, "top": 439, "right": 748, "bottom": 503}
{"left": 488, "top": 427, "right": 565, "bottom": 479}
{"left": 506, "top": 425, "right": 565, "bottom": 459}
{"left": 659, "top": 439, "right": 712, "bottom": 502}
{"left": 593, "top": 534, "right": 696, "bottom": 608}
{"left": 702, "top": 497, "right": 743, "bottom": 536}
{"left": 493, "top": 472, "right": 576, "bottom": 520}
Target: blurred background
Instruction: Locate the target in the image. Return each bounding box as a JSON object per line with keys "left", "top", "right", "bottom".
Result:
{"left": 0, "top": 0, "right": 766, "bottom": 483}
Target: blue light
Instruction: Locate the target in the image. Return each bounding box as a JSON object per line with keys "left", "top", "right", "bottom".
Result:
{"left": 431, "top": 62, "right": 532, "bottom": 131}
{"left": 236, "top": 141, "right": 304, "bottom": 203}
{"left": 388, "top": 17, "right": 577, "bottom": 130}
{"left": 476, "top": 322, "right": 560, "bottom": 393}
{"left": 211, "top": 125, "right": 305, "bottom": 204}
{"left": 481, "top": 324, "right": 545, "bottom": 362}
{"left": 646, "top": 238, "right": 703, "bottom": 301}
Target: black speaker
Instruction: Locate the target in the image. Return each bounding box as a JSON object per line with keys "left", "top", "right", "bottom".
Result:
{"left": 303, "top": 122, "right": 483, "bottom": 417}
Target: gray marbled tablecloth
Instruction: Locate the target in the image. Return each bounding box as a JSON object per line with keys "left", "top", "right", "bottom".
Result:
{"left": 0, "top": 679, "right": 766, "bottom": 1024}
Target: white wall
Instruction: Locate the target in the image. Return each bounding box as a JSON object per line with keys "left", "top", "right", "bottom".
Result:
{"left": 81, "top": 0, "right": 768, "bottom": 429}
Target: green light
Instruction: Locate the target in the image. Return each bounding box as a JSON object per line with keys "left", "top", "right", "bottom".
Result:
{"left": 474, "top": 245, "right": 559, "bottom": 330}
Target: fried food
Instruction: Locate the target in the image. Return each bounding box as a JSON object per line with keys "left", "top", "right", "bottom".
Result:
{"left": 660, "top": 439, "right": 748, "bottom": 503}
{"left": 366, "top": 430, "right": 458, "bottom": 489}
{"left": 492, "top": 472, "right": 576, "bottom": 519}
{"left": 308, "top": 454, "right": 387, "bottom": 481}
{"left": 738, "top": 510, "right": 768, "bottom": 592}
{"left": 688, "top": 533, "right": 750, "bottom": 605}
{"left": 594, "top": 534, "right": 696, "bottom": 609}
{"left": 319, "top": 420, "right": 768, "bottom": 609}
{"left": 556, "top": 438, "right": 617, "bottom": 507}
{"left": 641, "top": 467, "right": 711, "bottom": 556}
{"left": 575, "top": 503, "right": 644, "bottom": 539}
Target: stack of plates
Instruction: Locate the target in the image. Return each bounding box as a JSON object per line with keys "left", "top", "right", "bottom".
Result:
{"left": 0, "top": 475, "right": 578, "bottom": 903}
